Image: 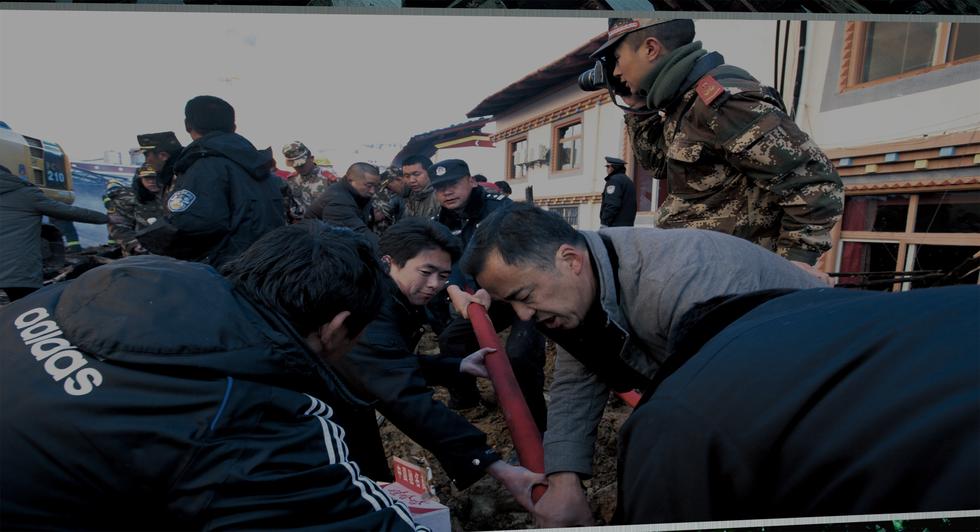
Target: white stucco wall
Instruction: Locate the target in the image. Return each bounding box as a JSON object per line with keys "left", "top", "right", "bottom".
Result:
{"left": 432, "top": 145, "right": 499, "bottom": 180}
{"left": 796, "top": 21, "right": 980, "bottom": 150}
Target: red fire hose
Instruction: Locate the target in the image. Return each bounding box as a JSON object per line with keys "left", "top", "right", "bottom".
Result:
{"left": 465, "top": 301, "right": 547, "bottom": 502}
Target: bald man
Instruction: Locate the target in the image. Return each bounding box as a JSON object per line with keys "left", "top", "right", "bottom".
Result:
{"left": 307, "top": 163, "right": 382, "bottom": 246}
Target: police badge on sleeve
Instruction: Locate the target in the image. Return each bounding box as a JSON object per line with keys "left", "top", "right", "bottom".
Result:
{"left": 606, "top": 185, "right": 616, "bottom": 194}
{"left": 168, "top": 189, "right": 197, "bottom": 213}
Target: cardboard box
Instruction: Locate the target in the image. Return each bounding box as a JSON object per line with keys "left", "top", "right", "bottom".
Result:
{"left": 380, "top": 481, "right": 451, "bottom": 532}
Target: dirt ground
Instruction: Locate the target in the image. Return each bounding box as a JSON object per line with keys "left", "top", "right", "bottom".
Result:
{"left": 379, "top": 332, "right": 633, "bottom": 531}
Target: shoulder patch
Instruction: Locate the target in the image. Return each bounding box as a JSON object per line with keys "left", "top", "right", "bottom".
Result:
{"left": 168, "top": 189, "right": 197, "bottom": 213}
{"left": 695, "top": 75, "right": 726, "bottom": 106}
{"left": 606, "top": 185, "right": 616, "bottom": 194}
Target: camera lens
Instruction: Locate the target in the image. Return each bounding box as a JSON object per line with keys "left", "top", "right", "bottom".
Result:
{"left": 577, "top": 61, "right": 607, "bottom": 92}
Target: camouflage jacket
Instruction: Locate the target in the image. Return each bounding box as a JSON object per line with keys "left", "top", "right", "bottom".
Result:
{"left": 625, "top": 64, "right": 843, "bottom": 265}
{"left": 371, "top": 185, "right": 405, "bottom": 236}
{"left": 405, "top": 185, "right": 441, "bottom": 220}
{"left": 285, "top": 166, "right": 334, "bottom": 221}
{"left": 102, "top": 188, "right": 164, "bottom": 251}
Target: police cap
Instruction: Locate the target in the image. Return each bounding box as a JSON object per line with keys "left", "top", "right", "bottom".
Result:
{"left": 428, "top": 159, "right": 471, "bottom": 188}
{"left": 137, "top": 132, "right": 182, "bottom": 154}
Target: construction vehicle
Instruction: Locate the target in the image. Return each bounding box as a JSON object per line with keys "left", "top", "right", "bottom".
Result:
{"left": 0, "top": 121, "right": 77, "bottom": 271}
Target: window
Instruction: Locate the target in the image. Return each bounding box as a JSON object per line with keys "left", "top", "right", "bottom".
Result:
{"left": 552, "top": 119, "right": 583, "bottom": 173}
{"left": 508, "top": 137, "right": 528, "bottom": 181}
{"left": 550, "top": 206, "right": 579, "bottom": 227}
{"left": 835, "top": 190, "right": 980, "bottom": 291}
{"left": 841, "top": 22, "right": 980, "bottom": 90}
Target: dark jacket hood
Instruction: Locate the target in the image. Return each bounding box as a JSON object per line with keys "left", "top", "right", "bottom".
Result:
{"left": 0, "top": 171, "right": 31, "bottom": 194}
{"left": 173, "top": 131, "right": 274, "bottom": 180}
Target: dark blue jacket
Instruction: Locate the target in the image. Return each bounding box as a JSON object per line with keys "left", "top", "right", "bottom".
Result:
{"left": 330, "top": 279, "right": 499, "bottom": 489}
{"left": 0, "top": 256, "right": 425, "bottom": 531}
{"left": 137, "top": 132, "right": 285, "bottom": 267}
{"left": 618, "top": 285, "right": 980, "bottom": 523}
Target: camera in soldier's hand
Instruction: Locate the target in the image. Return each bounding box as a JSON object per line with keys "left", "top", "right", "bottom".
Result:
{"left": 577, "top": 59, "right": 631, "bottom": 96}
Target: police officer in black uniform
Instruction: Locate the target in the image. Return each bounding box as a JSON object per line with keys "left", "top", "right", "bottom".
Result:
{"left": 599, "top": 156, "right": 637, "bottom": 227}
{"left": 430, "top": 159, "right": 547, "bottom": 431}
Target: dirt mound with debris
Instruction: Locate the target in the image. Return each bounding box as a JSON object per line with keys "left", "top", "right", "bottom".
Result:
{"left": 379, "top": 334, "right": 633, "bottom": 531}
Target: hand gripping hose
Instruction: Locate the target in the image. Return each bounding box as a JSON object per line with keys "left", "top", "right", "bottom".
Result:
{"left": 466, "top": 300, "right": 547, "bottom": 502}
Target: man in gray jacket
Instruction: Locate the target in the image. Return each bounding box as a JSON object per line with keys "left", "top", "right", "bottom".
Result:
{"left": 460, "top": 203, "right": 823, "bottom": 528}
{"left": 0, "top": 166, "right": 107, "bottom": 302}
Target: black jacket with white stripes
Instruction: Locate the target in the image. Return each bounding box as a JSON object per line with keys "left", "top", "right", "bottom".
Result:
{"left": 0, "top": 256, "right": 427, "bottom": 532}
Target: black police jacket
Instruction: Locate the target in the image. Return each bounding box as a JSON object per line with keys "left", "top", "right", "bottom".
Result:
{"left": 136, "top": 131, "right": 285, "bottom": 268}
{"left": 0, "top": 256, "right": 424, "bottom": 531}
{"left": 437, "top": 187, "right": 512, "bottom": 289}
{"left": 600, "top": 172, "right": 637, "bottom": 227}
{"left": 330, "top": 278, "right": 500, "bottom": 489}
{"left": 306, "top": 180, "right": 379, "bottom": 247}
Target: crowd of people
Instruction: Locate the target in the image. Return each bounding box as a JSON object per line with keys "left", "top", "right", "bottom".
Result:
{"left": 1, "top": 17, "right": 976, "bottom": 532}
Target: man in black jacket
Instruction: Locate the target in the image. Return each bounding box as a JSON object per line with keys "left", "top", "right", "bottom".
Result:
{"left": 432, "top": 159, "right": 548, "bottom": 431}
{"left": 329, "top": 218, "right": 544, "bottom": 511}
{"left": 137, "top": 96, "right": 285, "bottom": 267}
{"left": 618, "top": 285, "right": 979, "bottom": 524}
{"left": 306, "top": 162, "right": 382, "bottom": 247}
{"left": 0, "top": 223, "right": 428, "bottom": 531}
{"left": 599, "top": 156, "right": 637, "bottom": 227}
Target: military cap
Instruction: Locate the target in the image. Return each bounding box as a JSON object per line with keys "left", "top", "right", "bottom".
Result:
{"left": 428, "top": 159, "right": 471, "bottom": 188}
{"left": 591, "top": 18, "right": 673, "bottom": 60}
{"left": 136, "top": 163, "right": 157, "bottom": 180}
{"left": 137, "top": 131, "right": 182, "bottom": 154}
{"left": 282, "top": 141, "right": 312, "bottom": 168}
{"left": 604, "top": 156, "right": 627, "bottom": 166}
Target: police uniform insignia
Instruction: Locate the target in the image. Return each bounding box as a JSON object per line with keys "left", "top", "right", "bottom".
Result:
{"left": 168, "top": 189, "right": 197, "bottom": 213}
{"left": 606, "top": 185, "right": 616, "bottom": 194}
{"left": 695, "top": 75, "right": 725, "bottom": 106}
{"left": 435, "top": 166, "right": 446, "bottom": 176}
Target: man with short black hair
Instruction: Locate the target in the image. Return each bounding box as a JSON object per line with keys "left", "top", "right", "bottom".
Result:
{"left": 461, "top": 203, "right": 824, "bottom": 527}
{"left": 589, "top": 18, "right": 842, "bottom": 277}
{"left": 1, "top": 223, "right": 428, "bottom": 531}
{"left": 463, "top": 204, "right": 978, "bottom": 527}
{"left": 307, "top": 162, "right": 382, "bottom": 246}
{"left": 401, "top": 154, "right": 441, "bottom": 219}
{"left": 599, "top": 156, "right": 636, "bottom": 227}
{"left": 136, "top": 95, "right": 285, "bottom": 267}
{"left": 430, "top": 159, "right": 548, "bottom": 431}
{"left": 329, "top": 218, "right": 544, "bottom": 510}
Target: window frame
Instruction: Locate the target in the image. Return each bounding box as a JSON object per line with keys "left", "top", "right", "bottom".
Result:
{"left": 506, "top": 135, "right": 529, "bottom": 182}
{"left": 550, "top": 116, "right": 584, "bottom": 175}
{"left": 834, "top": 189, "right": 980, "bottom": 292}
{"left": 840, "top": 22, "right": 980, "bottom": 92}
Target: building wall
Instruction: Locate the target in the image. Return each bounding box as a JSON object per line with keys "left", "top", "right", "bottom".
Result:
{"left": 432, "top": 145, "right": 499, "bottom": 179}
{"left": 797, "top": 21, "right": 980, "bottom": 149}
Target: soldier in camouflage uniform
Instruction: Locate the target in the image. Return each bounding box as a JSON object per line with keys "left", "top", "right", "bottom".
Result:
{"left": 281, "top": 141, "right": 337, "bottom": 223}
{"left": 593, "top": 18, "right": 843, "bottom": 268}
{"left": 401, "top": 154, "right": 442, "bottom": 220}
{"left": 371, "top": 167, "right": 408, "bottom": 236}
{"left": 102, "top": 164, "right": 165, "bottom": 256}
